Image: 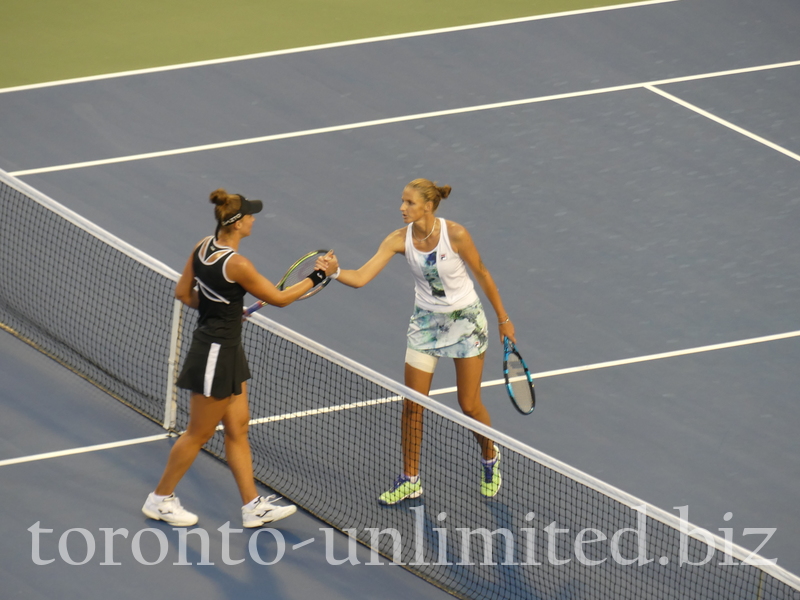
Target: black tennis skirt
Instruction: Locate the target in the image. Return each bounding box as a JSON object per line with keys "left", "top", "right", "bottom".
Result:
{"left": 176, "top": 337, "right": 251, "bottom": 399}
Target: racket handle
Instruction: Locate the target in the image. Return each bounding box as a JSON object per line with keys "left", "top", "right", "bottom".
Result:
{"left": 244, "top": 300, "right": 267, "bottom": 317}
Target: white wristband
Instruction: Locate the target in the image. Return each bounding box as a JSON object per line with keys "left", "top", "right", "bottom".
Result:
{"left": 329, "top": 267, "right": 341, "bottom": 280}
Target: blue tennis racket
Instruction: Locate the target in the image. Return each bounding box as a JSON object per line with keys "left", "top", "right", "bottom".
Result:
{"left": 503, "top": 336, "right": 535, "bottom": 415}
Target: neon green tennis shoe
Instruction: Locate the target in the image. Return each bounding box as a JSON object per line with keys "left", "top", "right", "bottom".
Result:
{"left": 379, "top": 474, "right": 422, "bottom": 505}
{"left": 480, "top": 446, "right": 502, "bottom": 498}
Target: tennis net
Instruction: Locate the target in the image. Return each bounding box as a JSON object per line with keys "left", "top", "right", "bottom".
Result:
{"left": 2, "top": 169, "right": 799, "bottom": 600}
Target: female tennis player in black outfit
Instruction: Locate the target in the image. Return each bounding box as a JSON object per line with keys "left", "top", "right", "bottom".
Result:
{"left": 142, "top": 188, "right": 337, "bottom": 527}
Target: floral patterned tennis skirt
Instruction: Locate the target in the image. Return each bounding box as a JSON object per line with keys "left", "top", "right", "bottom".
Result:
{"left": 407, "top": 298, "right": 488, "bottom": 358}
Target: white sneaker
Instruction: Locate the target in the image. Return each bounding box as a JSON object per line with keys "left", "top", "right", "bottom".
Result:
{"left": 142, "top": 493, "right": 198, "bottom": 527}
{"left": 243, "top": 495, "right": 297, "bottom": 528}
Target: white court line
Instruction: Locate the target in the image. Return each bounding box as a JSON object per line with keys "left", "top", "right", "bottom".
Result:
{"left": 10, "top": 59, "right": 800, "bottom": 177}
{"left": 249, "top": 395, "right": 403, "bottom": 425}
{"left": 6, "top": 329, "right": 799, "bottom": 464}
{"left": 0, "top": 433, "right": 171, "bottom": 467}
{"left": 430, "top": 329, "right": 800, "bottom": 396}
{"left": 0, "top": 0, "right": 680, "bottom": 95}
{"left": 208, "top": 395, "right": 403, "bottom": 431}
{"left": 241, "top": 329, "right": 800, "bottom": 423}
{"left": 646, "top": 85, "right": 800, "bottom": 163}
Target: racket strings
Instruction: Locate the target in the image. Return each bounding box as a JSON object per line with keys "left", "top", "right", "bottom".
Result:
{"left": 279, "top": 251, "right": 326, "bottom": 286}
{"left": 507, "top": 354, "right": 534, "bottom": 413}
{"left": 279, "top": 250, "right": 331, "bottom": 300}
{"left": 281, "top": 259, "right": 322, "bottom": 287}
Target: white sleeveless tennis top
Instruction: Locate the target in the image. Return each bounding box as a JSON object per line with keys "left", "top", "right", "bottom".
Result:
{"left": 405, "top": 218, "right": 479, "bottom": 312}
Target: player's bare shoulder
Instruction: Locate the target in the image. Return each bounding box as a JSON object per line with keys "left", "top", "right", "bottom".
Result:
{"left": 381, "top": 226, "right": 407, "bottom": 254}
{"left": 445, "top": 220, "right": 472, "bottom": 248}
{"left": 224, "top": 252, "right": 256, "bottom": 282}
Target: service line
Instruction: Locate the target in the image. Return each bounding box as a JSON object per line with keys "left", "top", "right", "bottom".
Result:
{"left": 10, "top": 59, "right": 800, "bottom": 177}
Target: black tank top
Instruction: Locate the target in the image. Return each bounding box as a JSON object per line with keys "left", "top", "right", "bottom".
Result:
{"left": 192, "top": 236, "right": 246, "bottom": 345}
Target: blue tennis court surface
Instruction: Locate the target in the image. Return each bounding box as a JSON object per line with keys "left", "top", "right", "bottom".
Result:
{"left": 2, "top": 0, "right": 799, "bottom": 596}
{"left": 0, "top": 328, "right": 458, "bottom": 600}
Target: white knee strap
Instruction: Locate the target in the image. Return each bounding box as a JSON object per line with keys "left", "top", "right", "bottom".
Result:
{"left": 405, "top": 348, "right": 439, "bottom": 373}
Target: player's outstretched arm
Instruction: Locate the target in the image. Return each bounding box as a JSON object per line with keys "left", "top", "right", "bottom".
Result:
{"left": 335, "top": 229, "right": 404, "bottom": 289}
{"left": 229, "top": 253, "right": 337, "bottom": 307}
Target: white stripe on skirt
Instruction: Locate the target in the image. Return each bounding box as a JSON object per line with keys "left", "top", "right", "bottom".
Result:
{"left": 203, "top": 343, "right": 221, "bottom": 397}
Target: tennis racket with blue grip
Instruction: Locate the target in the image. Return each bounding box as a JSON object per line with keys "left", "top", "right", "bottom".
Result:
{"left": 503, "top": 336, "right": 535, "bottom": 415}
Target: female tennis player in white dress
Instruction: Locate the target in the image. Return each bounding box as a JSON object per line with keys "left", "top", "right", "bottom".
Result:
{"left": 334, "top": 179, "right": 516, "bottom": 504}
{"left": 142, "top": 188, "right": 337, "bottom": 527}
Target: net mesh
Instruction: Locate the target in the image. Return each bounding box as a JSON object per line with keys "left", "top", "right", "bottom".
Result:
{"left": 2, "top": 171, "right": 799, "bottom": 600}
{"left": 0, "top": 178, "right": 174, "bottom": 423}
